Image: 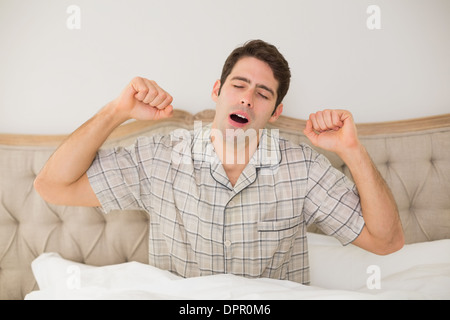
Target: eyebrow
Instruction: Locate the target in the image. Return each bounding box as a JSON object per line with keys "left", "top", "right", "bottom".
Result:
{"left": 231, "top": 76, "right": 275, "bottom": 97}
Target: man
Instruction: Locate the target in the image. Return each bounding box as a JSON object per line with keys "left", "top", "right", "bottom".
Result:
{"left": 34, "top": 40, "right": 404, "bottom": 284}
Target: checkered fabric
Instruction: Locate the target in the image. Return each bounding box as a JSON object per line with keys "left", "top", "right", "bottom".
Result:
{"left": 87, "top": 123, "right": 364, "bottom": 284}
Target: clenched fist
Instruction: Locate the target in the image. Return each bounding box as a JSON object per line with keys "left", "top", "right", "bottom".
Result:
{"left": 303, "top": 109, "right": 361, "bottom": 157}
{"left": 112, "top": 77, "right": 174, "bottom": 121}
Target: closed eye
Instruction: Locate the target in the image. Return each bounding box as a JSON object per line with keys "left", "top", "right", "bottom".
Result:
{"left": 258, "top": 93, "right": 268, "bottom": 100}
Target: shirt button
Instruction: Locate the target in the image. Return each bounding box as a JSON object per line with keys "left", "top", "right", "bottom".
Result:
{"left": 224, "top": 240, "right": 232, "bottom": 247}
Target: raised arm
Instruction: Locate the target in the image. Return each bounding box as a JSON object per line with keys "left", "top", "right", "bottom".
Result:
{"left": 303, "top": 109, "right": 404, "bottom": 255}
{"left": 34, "top": 77, "right": 173, "bottom": 207}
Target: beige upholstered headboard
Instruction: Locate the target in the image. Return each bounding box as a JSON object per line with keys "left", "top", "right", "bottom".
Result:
{"left": 1, "top": 110, "right": 449, "bottom": 300}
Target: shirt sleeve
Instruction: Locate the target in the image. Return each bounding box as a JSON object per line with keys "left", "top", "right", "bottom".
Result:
{"left": 302, "top": 145, "right": 365, "bottom": 245}
{"left": 87, "top": 138, "right": 150, "bottom": 213}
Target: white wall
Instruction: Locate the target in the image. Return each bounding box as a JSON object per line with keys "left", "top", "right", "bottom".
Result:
{"left": 0, "top": 0, "right": 449, "bottom": 134}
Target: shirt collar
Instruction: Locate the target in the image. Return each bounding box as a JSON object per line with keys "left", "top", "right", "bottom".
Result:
{"left": 250, "top": 126, "right": 282, "bottom": 168}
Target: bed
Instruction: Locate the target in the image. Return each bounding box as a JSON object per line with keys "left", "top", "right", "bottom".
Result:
{"left": 1, "top": 109, "right": 449, "bottom": 300}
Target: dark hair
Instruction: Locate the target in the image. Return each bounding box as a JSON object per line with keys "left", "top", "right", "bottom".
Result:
{"left": 219, "top": 40, "right": 291, "bottom": 109}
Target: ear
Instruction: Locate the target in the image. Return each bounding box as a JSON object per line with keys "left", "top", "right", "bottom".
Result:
{"left": 268, "top": 103, "right": 283, "bottom": 123}
{"left": 211, "top": 80, "right": 221, "bottom": 102}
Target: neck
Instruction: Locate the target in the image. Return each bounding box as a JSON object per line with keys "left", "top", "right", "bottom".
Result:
{"left": 210, "top": 128, "right": 262, "bottom": 186}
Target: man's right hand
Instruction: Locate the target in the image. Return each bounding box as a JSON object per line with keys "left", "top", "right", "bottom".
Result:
{"left": 112, "top": 77, "right": 174, "bottom": 121}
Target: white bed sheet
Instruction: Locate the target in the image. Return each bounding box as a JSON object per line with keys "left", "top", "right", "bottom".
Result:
{"left": 25, "top": 233, "right": 450, "bottom": 300}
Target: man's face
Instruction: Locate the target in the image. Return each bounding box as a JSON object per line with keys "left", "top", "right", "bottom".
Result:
{"left": 211, "top": 57, "right": 283, "bottom": 142}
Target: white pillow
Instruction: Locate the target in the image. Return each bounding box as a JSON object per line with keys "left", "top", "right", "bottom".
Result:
{"left": 307, "top": 232, "right": 450, "bottom": 291}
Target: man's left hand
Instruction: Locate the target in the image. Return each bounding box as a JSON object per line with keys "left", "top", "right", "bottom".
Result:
{"left": 303, "top": 109, "right": 360, "bottom": 157}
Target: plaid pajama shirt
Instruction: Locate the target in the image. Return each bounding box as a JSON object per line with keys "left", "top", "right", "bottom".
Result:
{"left": 87, "top": 123, "right": 365, "bottom": 284}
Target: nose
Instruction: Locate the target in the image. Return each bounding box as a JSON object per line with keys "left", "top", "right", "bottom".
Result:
{"left": 240, "top": 99, "right": 251, "bottom": 107}
{"left": 240, "top": 91, "right": 253, "bottom": 108}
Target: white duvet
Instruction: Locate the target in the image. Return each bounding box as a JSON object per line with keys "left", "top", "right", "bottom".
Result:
{"left": 25, "top": 233, "right": 450, "bottom": 300}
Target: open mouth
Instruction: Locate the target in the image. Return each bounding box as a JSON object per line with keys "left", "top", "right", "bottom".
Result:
{"left": 229, "top": 113, "right": 249, "bottom": 124}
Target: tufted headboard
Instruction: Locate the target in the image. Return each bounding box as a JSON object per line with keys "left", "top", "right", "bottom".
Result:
{"left": 1, "top": 109, "right": 449, "bottom": 300}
